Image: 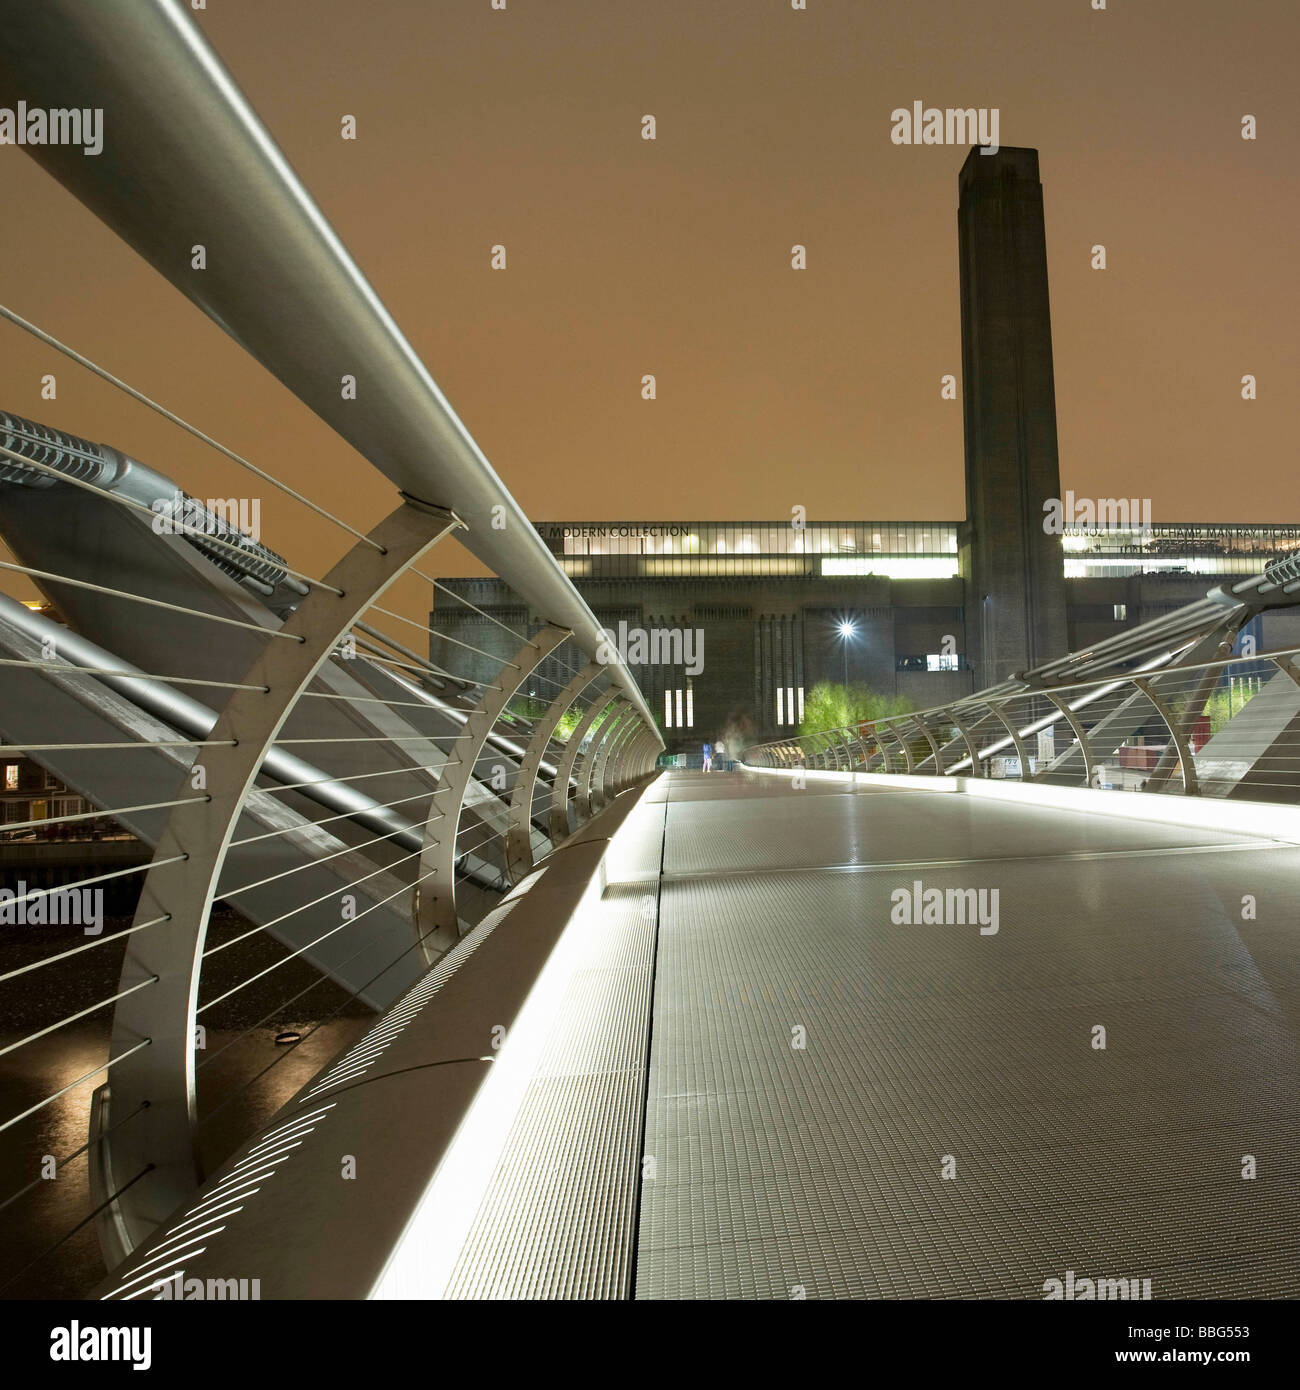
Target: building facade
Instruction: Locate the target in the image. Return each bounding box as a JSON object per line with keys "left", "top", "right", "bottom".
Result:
{"left": 429, "top": 521, "right": 1300, "bottom": 754}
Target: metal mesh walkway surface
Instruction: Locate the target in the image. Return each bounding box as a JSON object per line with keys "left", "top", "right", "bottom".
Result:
{"left": 631, "top": 770, "right": 1300, "bottom": 1299}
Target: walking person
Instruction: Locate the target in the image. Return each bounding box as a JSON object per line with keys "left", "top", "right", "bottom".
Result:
{"left": 701, "top": 740, "right": 713, "bottom": 773}
{"left": 715, "top": 738, "right": 726, "bottom": 772}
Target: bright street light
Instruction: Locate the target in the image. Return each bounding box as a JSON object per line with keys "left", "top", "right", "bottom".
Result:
{"left": 836, "top": 619, "right": 858, "bottom": 686}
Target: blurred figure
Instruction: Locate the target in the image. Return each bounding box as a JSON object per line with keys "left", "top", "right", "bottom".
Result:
{"left": 702, "top": 740, "right": 713, "bottom": 773}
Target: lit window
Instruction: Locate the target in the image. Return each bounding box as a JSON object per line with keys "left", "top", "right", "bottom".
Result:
{"left": 675, "top": 688, "right": 683, "bottom": 727}
{"left": 797, "top": 687, "right": 805, "bottom": 722}
{"left": 1114, "top": 604, "right": 1127, "bottom": 620}
{"left": 664, "top": 690, "right": 673, "bottom": 728}
{"left": 787, "top": 687, "right": 794, "bottom": 723}
{"left": 3, "top": 765, "right": 17, "bottom": 791}
{"left": 926, "top": 653, "right": 960, "bottom": 672}
{"left": 777, "top": 688, "right": 785, "bottom": 725}
{"left": 685, "top": 681, "right": 695, "bottom": 728}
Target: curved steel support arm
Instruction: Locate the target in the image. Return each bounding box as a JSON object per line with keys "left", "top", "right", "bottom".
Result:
{"left": 598, "top": 712, "right": 642, "bottom": 806}
{"left": 886, "top": 721, "right": 915, "bottom": 773}
{"left": 92, "top": 500, "right": 461, "bottom": 1266}
{"left": 1133, "top": 677, "right": 1199, "bottom": 796}
{"left": 580, "top": 698, "right": 633, "bottom": 817}
{"left": 945, "top": 709, "right": 986, "bottom": 779}
{"left": 548, "top": 691, "right": 617, "bottom": 840}
{"left": 504, "top": 660, "right": 602, "bottom": 885}
{"left": 415, "top": 623, "right": 570, "bottom": 955}
{"left": 871, "top": 727, "right": 892, "bottom": 774}
{"left": 617, "top": 728, "right": 655, "bottom": 791}
{"left": 984, "top": 700, "right": 1034, "bottom": 782}
{"left": 910, "top": 715, "right": 943, "bottom": 773}
{"left": 1045, "top": 693, "right": 1096, "bottom": 788}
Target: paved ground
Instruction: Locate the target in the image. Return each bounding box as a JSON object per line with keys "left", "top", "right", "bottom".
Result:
{"left": 632, "top": 770, "right": 1300, "bottom": 1299}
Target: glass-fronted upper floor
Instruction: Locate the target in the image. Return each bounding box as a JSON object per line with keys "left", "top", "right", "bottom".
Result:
{"left": 536, "top": 521, "right": 1300, "bottom": 581}
{"left": 537, "top": 521, "right": 959, "bottom": 579}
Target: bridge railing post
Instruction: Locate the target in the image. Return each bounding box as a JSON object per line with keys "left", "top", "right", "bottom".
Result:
{"left": 604, "top": 715, "right": 644, "bottom": 801}
{"left": 91, "top": 501, "right": 462, "bottom": 1264}
{"left": 504, "top": 660, "right": 602, "bottom": 886}
{"left": 415, "top": 624, "right": 571, "bottom": 957}
{"left": 584, "top": 699, "right": 634, "bottom": 814}
{"left": 548, "top": 690, "right": 618, "bottom": 841}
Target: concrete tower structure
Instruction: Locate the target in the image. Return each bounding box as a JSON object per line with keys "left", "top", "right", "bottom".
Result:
{"left": 957, "top": 146, "right": 1069, "bottom": 685}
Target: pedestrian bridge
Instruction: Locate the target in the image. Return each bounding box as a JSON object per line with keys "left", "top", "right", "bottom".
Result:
{"left": 92, "top": 765, "right": 1300, "bottom": 1299}
{"left": 1, "top": 0, "right": 1298, "bottom": 1303}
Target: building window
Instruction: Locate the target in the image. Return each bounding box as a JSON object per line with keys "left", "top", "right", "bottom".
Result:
{"left": 797, "top": 687, "right": 804, "bottom": 723}
{"left": 664, "top": 689, "right": 673, "bottom": 728}
{"left": 685, "top": 681, "right": 694, "bottom": 729}
{"left": 3, "top": 764, "right": 17, "bottom": 791}
{"left": 674, "top": 688, "right": 683, "bottom": 728}
{"left": 1114, "top": 604, "right": 1127, "bottom": 620}
{"left": 926, "top": 653, "right": 960, "bottom": 671}
{"left": 776, "top": 687, "right": 785, "bottom": 725}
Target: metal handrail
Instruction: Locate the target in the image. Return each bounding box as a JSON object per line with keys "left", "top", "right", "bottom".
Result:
{"left": 0, "top": 0, "right": 660, "bottom": 737}
{"left": 744, "top": 645, "right": 1300, "bottom": 799}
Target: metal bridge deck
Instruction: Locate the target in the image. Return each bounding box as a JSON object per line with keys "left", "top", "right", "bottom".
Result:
{"left": 630, "top": 770, "right": 1300, "bottom": 1299}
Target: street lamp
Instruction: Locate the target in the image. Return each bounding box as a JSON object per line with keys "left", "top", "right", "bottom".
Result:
{"left": 837, "top": 620, "right": 858, "bottom": 687}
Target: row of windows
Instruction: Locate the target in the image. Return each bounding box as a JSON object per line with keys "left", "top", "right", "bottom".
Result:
{"left": 545, "top": 522, "right": 960, "bottom": 559}
{"left": 563, "top": 553, "right": 1268, "bottom": 581}
{"left": 775, "top": 687, "right": 806, "bottom": 727}
{"left": 3, "top": 797, "right": 85, "bottom": 822}
{"left": 1064, "top": 557, "right": 1269, "bottom": 578}
{"left": 544, "top": 521, "right": 1300, "bottom": 573}
{"left": 895, "top": 654, "right": 963, "bottom": 672}
{"left": 664, "top": 684, "right": 695, "bottom": 729}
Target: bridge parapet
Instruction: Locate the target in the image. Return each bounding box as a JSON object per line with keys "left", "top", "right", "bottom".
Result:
{"left": 0, "top": 0, "right": 663, "bottom": 1295}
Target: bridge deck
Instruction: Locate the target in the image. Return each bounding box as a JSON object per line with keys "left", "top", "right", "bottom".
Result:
{"left": 631, "top": 770, "right": 1300, "bottom": 1299}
